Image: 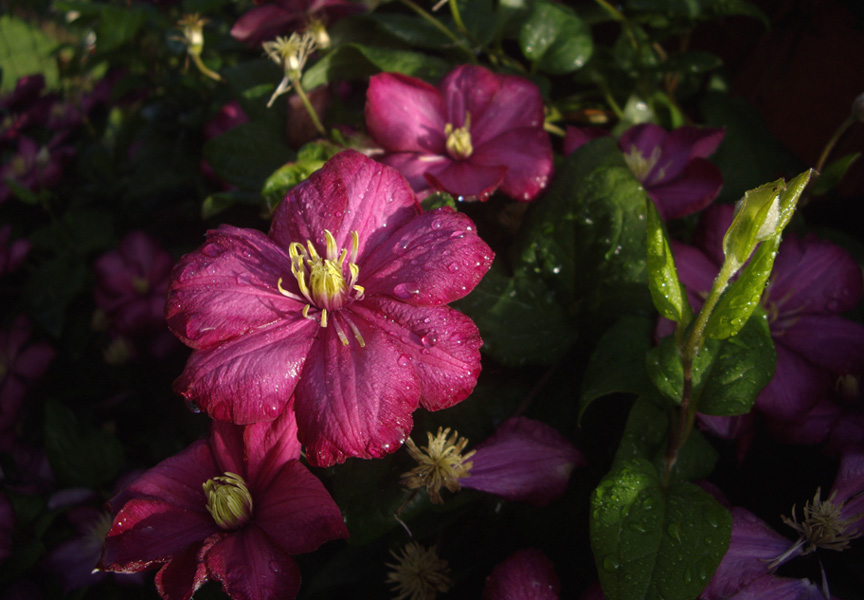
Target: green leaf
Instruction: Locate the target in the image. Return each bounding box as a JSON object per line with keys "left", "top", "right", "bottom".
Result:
{"left": 703, "top": 0, "right": 770, "bottom": 26}
{"left": 591, "top": 459, "right": 731, "bottom": 600}
{"left": 302, "top": 43, "right": 449, "bottom": 89}
{"left": 579, "top": 315, "right": 656, "bottom": 420}
{"left": 0, "top": 15, "right": 59, "bottom": 92}
{"left": 260, "top": 149, "right": 334, "bottom": 214}
{"left": 202, "top": 120, "right": 295, "bottom": 191}
{"left": 368, "top": 14, "right": 454, "bottom": 49}
{"left": 645, "top": 198, "right": 691, "bottom": 325}
{"left": 455, "top": 261, "right": 576, "bottom": 367}
{"left": 455, "top": 0, "right": 496, "bottom": 47}
{"left": 519, "top": 1, "right": 593, "bottom": 74}
{"left": 810, "top": 153, "right": 860, "bottom": 196}
{"left": 93, "top": 4, "right": 149, "bottom": 52}
{"left": 645, "top": 334, "right": 715, "bottom": 404}
{"left": 201, "top": 190, "right": 263, "bottom": 220}
{"left": 699, "top": 307, "right": 775, "bottom": 416}
{"left": 43, "top": 401, "right": 124, "bottom": 488}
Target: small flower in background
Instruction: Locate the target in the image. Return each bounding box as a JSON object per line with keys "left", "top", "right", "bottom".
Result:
{"left": 166, "top": 150, "right": 493, "bottom": 466}
{"left": 366, "top": 65, "right": 554, "bottom": 202}
{"left": 402, "top": 417, "right": 584, "bottom": 506}
{"left": 564, "top": 123, "right": 724, "bottom": 220}
{"left": 230, "top": 0, "right": 365, "bottom": 47}
{"left": 386, "top": 541, "right": 452, "bottom": 600}
{"left": 0, "top": 75, "right": 54, "bottom": 144}
{"left": 0, "top": 317, "right": 55, "bottom": 450}
{"left": 0, "top": 136, "right": 73, "bottom": 204}
{"left": 263, "top": 32, "right": 318, "bottom": 108}
{"left": 98, "top": 406, "right": 348, "bottom": 600}
{"left": 482, "top": 548, "right": 560, "bottom": 600}
{"left": 0, "top": 225, "right": 31, "bottom": 276}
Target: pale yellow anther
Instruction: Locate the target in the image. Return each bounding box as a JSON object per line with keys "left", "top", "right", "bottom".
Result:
{"left": 444, "top": 113, "right": 473, "bottom": 160}
{"left": 203, "top": 472, "right": 253, "bottom": 531}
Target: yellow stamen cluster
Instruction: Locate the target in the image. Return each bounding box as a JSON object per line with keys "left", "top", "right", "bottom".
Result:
{"left": 623, "top": 144, "right": 663, "bottom": 182}
{"left": 203, "top": 472, "right": 254, "bottom": 531}
{"left": 782, "top": 488, "right": 862, "bottom": 553}
{"left": 263, "top": 32, "right": 318, "bottom": 107}
{"left": 385, "top": 542, "right": 452, "bottom": 600}
{"left": 401, "top": 427, "right": 474, "bottom": 504}
{"left": 444, "top": 113, "right": 473, "bottom": 160}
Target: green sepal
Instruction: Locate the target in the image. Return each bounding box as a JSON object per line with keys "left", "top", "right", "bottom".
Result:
{"left": 645, "top": 198, "right": 692, "bottom": 326}
{"left": 721, "top": 178, "right": 784, "bottom": 270}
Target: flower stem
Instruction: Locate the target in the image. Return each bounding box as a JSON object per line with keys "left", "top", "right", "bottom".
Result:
{"left": 397, "top": 0, "right": 476, "bottom": 62}
{"left": 816, "top": 115, "right": 854, "bottom": 174}
{"left": 292, "top": 76, "right": 328, "bottom": 139}
{"left": 190, "top": 52, "right": 223, "bottom": 82}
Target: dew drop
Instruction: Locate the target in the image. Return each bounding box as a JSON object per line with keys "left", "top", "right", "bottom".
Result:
{"left": 269, "top": 561, "right": 281, "bottom": 574}
{"left": 447, "top": 262, "right": 459, "bottom": 273}
{"left": 201, "top": 244, "right": 221, "bottom": 257}
{"left": 393, "top": 283, "right": 418, "bottom": 299}
{"left": 449, "top": 231, "right": 465, "bottom": 240}
{"left": 420, "top": 333, "right": 438, "bottom": 348}
{"left": 602, "top": 556, "right": 620, "bottom": 572}
{"left": 185, "top": 399, "right": 202, "bottom": 414}
{"left": 397, "top": 354, "right": 410, "bottom": 367}
{"left": 431, "top": 219, "right": 443, "bottom": 230}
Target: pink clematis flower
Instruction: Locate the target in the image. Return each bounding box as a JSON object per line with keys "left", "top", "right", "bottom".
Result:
{"left": 166, "top": 150, "right": 493, "bottom": 466}
{"left": 230, "top": 0, "right": 364, "bottom": 47}
{"left": 366, "top": 65, "right": 554, "bottom": 202}
{"left": 98, "top": 407, "right": 348, "bottom": 600}
{"left": 564, "top": 123, "right": 724, "bottom": 219}
{"left": 482, "top": 548, "right": 561, "bottom": 600}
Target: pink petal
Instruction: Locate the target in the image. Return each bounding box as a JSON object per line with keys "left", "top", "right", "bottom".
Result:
{"left": 174, "top": 317, "right": 318, "bottom": 424}
{"left": 768, "top": 235, "right": 864, "bottom": 316}
{"left": 294, "top": 313, "right": 420, "bottom": 466}
{"left": 482, "top": 548, "right": 560, "bottom": 600}
{"left": 377, "top": 152, "right": 450, "bottom": 196}
{"left": 701, "top": 507, "right": 795, "bottom": 600}
{"left": 726, "top": 575, "right": 828, "bottom": 600}
{"left": 831, "top": 446, "right": 864, "bottom": 525}
{"left": 253, "top": 461, "right": 348, "bottom": 554}
{"left": 154, "top": 544, "right": 210, "bottom": 600}
{"left": 765, "top": 397, "right": 841, "bottom": 447}
{"left": 618, "top": 123, "right": 668, "bottom": 168}
{"left": 563, "top": 126, "right": 610, "bottom": 155}
{"left": 670, "top": 240, "right": 719, "bottom": 302}
{"left": 166, "top": 225, "right": 304, "bottom": 349}
{"left": 693, "top": 204, "right": 734, "bottom": 266}
{"left": 756, "top": 344, "right": 827, "bottom": 421}
{"left": 463, "top": 417, "right": 585, "bottom": 506}
{"left": 439, "top": 65, "right": 502, "bottom": 133}
{"left": 647, "top": 159, "right": 723, "bottom": 220}
{"left": 205, "top": 527, "right": 302, "bottom": 600}
{"left": 354, "top": 297, "right": 482, "bottom": 410}
{"left": 360, "top": 207, "right": 494, "bottom": 306}
{"left": 777, "top": 315, "right": 864, "bottom": 374}
{"left": 366, "top": 73, "right": 447, "bottom": 155}
{"left": 110, "top": 440, "right": 216, "bottom": 514}
{"left": 457, "top": 70, "right": 546, "bottom": 147}
{"left": 100, "top": 498, "right": 216, "bottom": 572}
{"left": 425, "top": 161, "right": 507, "bottom": 200}
{"left": 472, "top": 127, "right": 553, "bottom": 202}
{"left": 269, "top": 150, "right": 421, "bottom": 263}
{"left": 230, "top": 5, "right": 301, "bottom": 46}
{"left": 646, "top": 125, "right": 724, "bottom": 184}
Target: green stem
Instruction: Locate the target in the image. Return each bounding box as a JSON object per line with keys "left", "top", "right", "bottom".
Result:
{"left": 447, "top": 0, "right": 467, "bottom": 35}
{"left": 816, "top": 115, "right": 854, "bottom": 173}
{"left": 291, "top": 76, "right": 328, "bottom": 139}
{"left": 190, "top": 52, "right": 223, "bottom": 82}
{"left": 397, "top": 0, "right": 476, "bottom": 61}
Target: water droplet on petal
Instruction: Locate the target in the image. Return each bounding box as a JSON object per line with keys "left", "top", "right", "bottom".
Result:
{"left": 393, "top": 283, "right": 418, "bottom": 299}
{"left": 431, "top": 219, "right": 443, "bottom": 230}
{"left": 447, "top": 262, "right": 459, "bottom": 273}
{"left": 185, "top": 399, "right": 201, "bottom": 414}
{"left": 269, "top": 561, "right": 281, "bottom": 574}
{"left": 397, "top": 354, "right": 410, "bottom": 367}
{"left": 201, "top": 244, "right": 221, "bottom": 257}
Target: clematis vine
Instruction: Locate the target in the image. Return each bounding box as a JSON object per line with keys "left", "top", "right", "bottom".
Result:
{"left": 565, "top": 123, "right": 724, "bottom": 220}
{"left": 366, "top": 65, "right": 554, "bottom": 202}
{"left": 98, "top": 406, "right": 348, "bottom": 600}
{"left": 401, "top": 417, "right": 584, "bottom": 506}
{"left": 166, "top": 150, "right": 493, "bottom": 466}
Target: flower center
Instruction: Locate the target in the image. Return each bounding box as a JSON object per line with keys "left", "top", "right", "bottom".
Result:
{"left": 278, "top": 229, "right": 366, "bottom": 346}
{"left": 623, "top": 144, "right": 663, "bottom": 182}
{"left": 444, "top": 113, "right": 473, "bottom": 160}
{"left": 132, "top": 276, "right": 150, "bottom": 294}
{"left": 782, "top": 488, "right": 862, "bottom": 553}
{"left": 386, "top": 542, "right": 453, "bottom": 600}
{"left": 401, "top": 427, "right": 474, "bottom": 505}
{"left": 203, "top": 472, "right": 254, "bottom": 531}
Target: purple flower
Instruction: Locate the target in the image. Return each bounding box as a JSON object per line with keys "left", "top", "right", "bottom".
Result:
{"left": 0, "top": 225, "right": 31, "bottom": 276}
{"left": 230, "top": 0, "right": 364, "bottom": 47}
{"left": 366, "top": 65, "right": 554, "bottom": 202}
{"left": 565, "top": 123, "right": 724, "bottom": 219}
{"left": 98, "top": 407, "right": 348, "bottom": 600}
{"left": 0, "top": 136, "right": 73, "bottom": 204}
{"left": 402, "top": 417, "right": 584, "bottom": 506}
{"left": 482, "top": 548, "right": 560, "bottom": 600}
{"left": 666, "top": 204, "right": 864, "bottom": 425}
{"left": 166, "top": 150, "right": 493, "bottom": 466}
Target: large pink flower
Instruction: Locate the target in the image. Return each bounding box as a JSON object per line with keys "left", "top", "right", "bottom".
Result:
{"left": 366, "top": 65, "right": 554, "bottom": 202}
{"left": 98, "top": 408, "right": 348, "bottom": 600}
{"left": 166, "top": 150, "right": 493, "bottom": 466}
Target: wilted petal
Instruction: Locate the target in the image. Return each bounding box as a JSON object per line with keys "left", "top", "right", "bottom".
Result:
{"left": 253, "top": 460, "right": 348, "bottom": 555}
{"left": 463, "top": 417, "right": 584, "bottom": 505}
{"left": 366, "top": 73, "right": 447, "bottom": 154}
{"left": 175, "top": 318, "right": 317, "bottom": 424}
{"left": 294, "top": 315, "right": 419, "bottom": 466}
{"left": 482, "top": 548, "right": 560, "bottom": 600}
{"left": 166, "top": 225, "right": 303, "bottom": 349}
{"left": 270, "top": 150, "right": 420, "bottom": 261}
{"left": 361, "top": 207, "right": 493, "bottom": 306}
{"left": 205, "top": 527, "right": 302, "bottom": 600}
{"left": 355, "top": 297, "right": 482, "bottom": 410}
{"left": 830, "top": 446, "right": 864, "bottom": 526}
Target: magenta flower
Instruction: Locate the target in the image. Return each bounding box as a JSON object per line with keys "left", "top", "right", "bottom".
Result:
{"left": 0, "top": 136, "right": 72, "bottom": 204}
{"left": 0, "top": 225, "right": 31, "bottom": 276}
{"left": 166, "top": 150, "right": 493, "bottom": 466}
{"left": 366, "top": 65, "right": 554, "bottom": 202}
{"left": 564, "top": 123, "right": 724, "bottom": 219}
{"left": 482, "top": 548, "right": 560, "bottom": 600}
{"left": 665, "top": 204, "right": 864, "bottom": 425}
{"left": 98, "top": 407, "right": 348, "bottom": 600}
{"left": 230, "top": 0, "right": 364, "bottom": 47}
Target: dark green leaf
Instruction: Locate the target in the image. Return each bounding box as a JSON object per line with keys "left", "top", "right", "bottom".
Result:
{"left": 0, "top": 15, "right": 59, "bottom": 91}
{"left": 703, "top": 0, "right": 770, "bottom": 26}
{"left": 455, "top": 0, "right": 496, "bottom": 47}
{"left": 43, "top": 401, "right": 124, "bottom": 488}
{"left": 303, "top": 43, "right": 449, "bottom": 89}
{"left": 201, "top": 189, "right": 263, "bottom": 220}
{"left": 519, "top": 1, "right": 593, "bottom": 74}
{"left": 645, "top": 198, "right": 691, "bottom": 325}
{"left": 202, "top": 120, "right": 295, "bottom": 191}
{"left": 660, "top": 51, "right": 722, "bottom": 74}
{"left": 591, "top": 458, "right": 730, "bottom": 600}
{"left": 369, "top": 14, "right": 455, "bottom": 50}
{"left": 645, "top": 334, "right": 714, "bottom": 404}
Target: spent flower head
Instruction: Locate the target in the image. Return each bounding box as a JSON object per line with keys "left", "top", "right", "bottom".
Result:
{"left": 176, "top": 13, "right": 207, "bottom": 55}
{"left": 386, "top": 542, "right": 452, "bottom": 600}
{"left": 782, "top": 487, "right": 863, "bottom": 554}
{"left": 401, "top": 427, "right": 474, "bottom": 504}
{"left": 263, "top": 32, "right": 317, "bottom": 107}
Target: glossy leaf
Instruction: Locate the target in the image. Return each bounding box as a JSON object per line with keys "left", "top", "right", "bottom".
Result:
{"left": 302, "top": 43, "right": 449, "bottom": 89}
{"left": 0, "top": 15, "right": 59, "bottom": 91}
{"left": 645, "top": 198, "right": 691, "bottom": 325}
{"left": 202, "top": 120, "right": 295, "bottom": 191}
{"left": 519, "top": 1, "right": 592, "bottom": 74}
